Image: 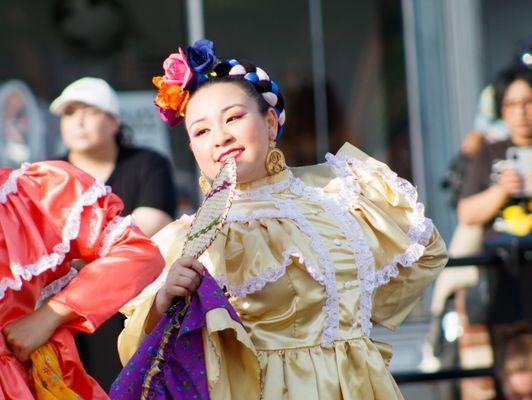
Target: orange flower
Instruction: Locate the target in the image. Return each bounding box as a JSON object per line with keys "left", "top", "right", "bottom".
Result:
{"left": 152, "top": 76, "right": 165, "bottom": 89}
{"left": 178, "top": 90, "right": 190, "bottom": 117}
{"left": 153, "top": 76, "right": 189, "bottom": 112}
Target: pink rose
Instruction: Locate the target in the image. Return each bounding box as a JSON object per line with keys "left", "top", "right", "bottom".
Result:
{"left": 162, "top": 47, "right": 193, "bottom": 87}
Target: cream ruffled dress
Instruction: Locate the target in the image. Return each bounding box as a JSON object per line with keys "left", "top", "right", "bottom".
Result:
{"left": 118, "top": 143, "right": 448, "bottom": 400}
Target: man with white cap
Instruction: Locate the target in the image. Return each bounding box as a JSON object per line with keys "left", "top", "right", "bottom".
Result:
{"left": 50, "top": 77, "right": 176, "bottom": 235}
{"left": 50, "top": 77, "right": 120, "bottom": 116}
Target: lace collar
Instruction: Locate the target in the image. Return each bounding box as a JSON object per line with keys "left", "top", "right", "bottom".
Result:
{"left": 233, "top": 169, "right": 291, "bottom": 199}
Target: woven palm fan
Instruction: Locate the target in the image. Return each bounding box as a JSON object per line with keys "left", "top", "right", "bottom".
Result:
{"left": 181, "top": 156, "right": 237, "bottom": 259}
{"left": 140, "top": 156, "right": 237, "bottom": 399}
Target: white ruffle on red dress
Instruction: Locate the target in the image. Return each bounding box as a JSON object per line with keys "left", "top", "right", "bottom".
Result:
{"left": 0, "top": 160, "right": 164, "bottom": 399}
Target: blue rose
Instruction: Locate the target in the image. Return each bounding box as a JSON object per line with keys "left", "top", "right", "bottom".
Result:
{"left": 186, "top": 39, "right": 216, "bottom": 73}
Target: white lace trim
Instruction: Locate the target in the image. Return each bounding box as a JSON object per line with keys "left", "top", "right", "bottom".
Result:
{"left": 36, "top": 267, "right": 78, "bottom": 307}
{"left": 227, "top": 205, "right": 339, "bottom": 346}
{"left": 289, "top": 173, "right": 376, "bottom": 336}
{"left": 0, "top": 163, "right": 30, "bottom": 204}
{"left": 325, "top": 153, "right": 434, "bottom": 330}
{"left": 227, "top": 210, "right": 325, "bottom": 285}
{"left": 0, "top": 181, "right": 111, "bottom": 300}
{"left": 230, "top": 171, "right": 376, "bottom": 337}
{"left": 327, "top": 153, "right": 433, "bottom": 236}
{"left": 274, "top": 198, "right": 341, "bottom": 347}
{"left": 98, "top": 215, "right": 135, "bottom": 256}
{"left": 226, "top": 153, "right": 433, "bottom": 339}
{"left": 215, "top": 248, "right": 308, "bottom": 298}
{"left": 233, "top": 176, "right": 291, "bottom": 200}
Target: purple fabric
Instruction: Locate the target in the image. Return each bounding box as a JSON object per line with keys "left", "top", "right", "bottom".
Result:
{"left": 109, "top": 273, "right": 242, "bottom": 400}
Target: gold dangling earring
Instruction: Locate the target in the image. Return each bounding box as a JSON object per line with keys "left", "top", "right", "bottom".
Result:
{"left": 265, "top": 140, "right": 286, "bottom": 175}
{"left": 198, "top": 172, "right": 212, "bottom": 195}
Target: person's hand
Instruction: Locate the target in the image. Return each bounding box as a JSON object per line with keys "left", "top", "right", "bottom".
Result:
{"left": 461, "top": 130, "right": 484, "bottom": 158}
{"left": 496, "top": 169, "right": 523, "bottom": 196}
{"left": 3, "top": 303, "right": 68, "bottom": 362}
{"left": 155, "top": 257, "right": 205, "bottom": 314}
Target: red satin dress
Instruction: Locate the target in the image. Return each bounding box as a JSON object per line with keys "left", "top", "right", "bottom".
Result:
{"left": 0, "top": 161, "right": 165, "bottom": 399}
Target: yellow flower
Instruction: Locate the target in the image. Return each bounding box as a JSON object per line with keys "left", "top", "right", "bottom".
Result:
{"left": 502, "top": 205, "right": 532, "bottom": 236}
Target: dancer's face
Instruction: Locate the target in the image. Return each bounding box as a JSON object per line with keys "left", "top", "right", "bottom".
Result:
{"left": 185, "top": 82, "right": 277, "bottom": 183}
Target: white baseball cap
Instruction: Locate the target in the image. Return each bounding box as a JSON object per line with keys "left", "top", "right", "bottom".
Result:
{"left": 50, "top": 77, "right": 120, "bottom": 116}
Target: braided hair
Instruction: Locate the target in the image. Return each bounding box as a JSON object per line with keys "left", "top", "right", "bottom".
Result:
{"left": 154, "top": 40, "right": 286, "bottom": 138}
{"left": 193, "top": 59, "right": 286, "bottom": 140}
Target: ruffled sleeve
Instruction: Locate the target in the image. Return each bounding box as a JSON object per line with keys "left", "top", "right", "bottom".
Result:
{"left": 16, "top": 161, "right": 165, "bottom": 333}
{"left": 332, "top": 143, "right": 448, "bottom": 330}
{"left": 117, "top": 217, "right": 261, "bottom": 400}
{"left": 117, "top": 217, "right": 192, "bottom": 364}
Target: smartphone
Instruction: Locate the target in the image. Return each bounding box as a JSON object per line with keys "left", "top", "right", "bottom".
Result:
{"left": 506, "top": 146, "right": 532, "bottom": 197}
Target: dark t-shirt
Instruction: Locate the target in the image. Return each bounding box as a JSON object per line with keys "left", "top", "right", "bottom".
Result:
{"left": 460, "top": 140, "right": 532, "bottom": 327}
{"left": 460, "top": 139, "right": 519, "bottom": 237}
{"left": 61, "top": 145, "right": 177, "bottom": 217}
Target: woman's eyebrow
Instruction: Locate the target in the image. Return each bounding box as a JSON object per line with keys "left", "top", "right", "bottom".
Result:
{"left": 189, "top": 104, "right": 246, "bottom": 128}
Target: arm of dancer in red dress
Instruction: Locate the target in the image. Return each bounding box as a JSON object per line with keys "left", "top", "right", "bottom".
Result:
{"left": 3, "top": 161, "right": 165, "bottom": 361}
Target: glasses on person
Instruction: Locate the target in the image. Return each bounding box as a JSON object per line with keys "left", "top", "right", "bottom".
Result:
{"left": 503, "top": 98, "right": 532, "bottom": 111}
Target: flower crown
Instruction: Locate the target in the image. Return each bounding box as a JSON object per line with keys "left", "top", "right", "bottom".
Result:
{"left": 153, "top": 39, "right": 286, "bottom": 139}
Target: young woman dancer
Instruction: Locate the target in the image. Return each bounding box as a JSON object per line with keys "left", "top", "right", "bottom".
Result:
{"left": 118, "top": 40, "right": 448, "bottom": 399}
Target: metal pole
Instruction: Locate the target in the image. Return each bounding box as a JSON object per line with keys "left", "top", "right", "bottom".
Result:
{"left": 443, "top": 0, "right": 484, "bottom": 151}
{"left": 185, "top": 0, "right": 205, "bottom": 44}
{"left": 400, "top": 0, "right": 427, "bottom": 201}
{"left": 394, "top": 367, "right": 494, "bottom": 384}
{"left": 308, "top": 0, "right": 329, "bottom": 161}
{"left": 185, "top": 0, "right": 205, "bottom": 203}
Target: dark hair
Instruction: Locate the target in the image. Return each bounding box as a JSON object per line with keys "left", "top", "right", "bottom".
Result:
{"left": 494, "top": 66, "right": 532, "bottom": 118}
{"left": 115, "top": 123, "right": 131, "bottom": 146}
{"left": 493, "top": 324, "right": 532, "bottom": 380}
{"left": 193, "top": 77, "right": 271, "bottom": 116}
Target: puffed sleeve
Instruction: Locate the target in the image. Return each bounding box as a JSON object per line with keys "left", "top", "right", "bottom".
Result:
{"left": 117, "top": 216, "right": 192, "bottom": 365}
{"left": 23, "top": 161, "right": 165, "bottom": 333}
{"left": 334, "top": 143, "right": 448, "bottom": 330}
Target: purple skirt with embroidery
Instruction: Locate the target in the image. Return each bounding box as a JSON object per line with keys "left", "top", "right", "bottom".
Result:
{"left": 109, "top": 273, "right": 242, "bottom": 400}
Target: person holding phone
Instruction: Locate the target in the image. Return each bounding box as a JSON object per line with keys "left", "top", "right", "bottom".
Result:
{"left": 458, "top": 66, "right": 531, "bottom": 237}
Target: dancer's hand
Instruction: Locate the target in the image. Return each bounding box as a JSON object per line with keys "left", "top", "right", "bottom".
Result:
{"left": 3, "top": 302, "right": 75, "bottom": 362}
{"left": 155, "top": 256, "right": 205, "bottom": 314}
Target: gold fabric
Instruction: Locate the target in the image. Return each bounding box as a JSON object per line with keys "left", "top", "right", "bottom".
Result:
{"left": 30, "top": 343, "right": 81, "bottom": 400}
{"left": 118, "top": 143, "right": 448, "bottom": 399}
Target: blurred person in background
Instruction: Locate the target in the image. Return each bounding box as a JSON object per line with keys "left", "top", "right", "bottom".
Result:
{"left": 456, "top": 65, "right": 531, "bottom": 400}
{"left": 429, "top": 64, "right": 531, "bottom": 400}
{"left": 49, "top": 76, "right": 178, "bottom": 390}
{"left": 442, "top": 36, "right": 531, "bottom": 209}
{"left": 464, "top": 36, "right": 531, "bottom": 158}
{"left": 51, "top": 77, "right": 177, "bottom": 236}
{"left": 494, "top": 325, "right": 532, "bottom": 400}
{"left": 457, "top": 66, "right": 531, "bottom": 238}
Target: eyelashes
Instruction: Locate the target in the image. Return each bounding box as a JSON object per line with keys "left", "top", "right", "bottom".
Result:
{"left": 193, "top": 113, "right": 246, "bottom": 137}
{"left": 194, "top": 129, "right": 208, "bottom": 137}
{"left": 226, "top": 113, "right": 245, "bottom": 123}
